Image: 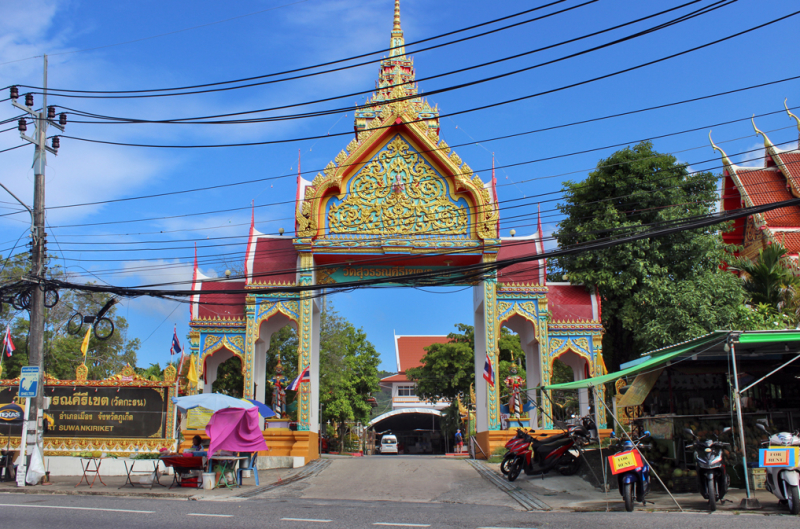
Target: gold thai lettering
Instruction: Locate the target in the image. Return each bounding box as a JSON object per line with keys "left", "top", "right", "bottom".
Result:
{"left": 342, "top": 266, "right": 434, "bottom": 280}
{"left": 98, "top": 412, "right": 134, "bottom": 423}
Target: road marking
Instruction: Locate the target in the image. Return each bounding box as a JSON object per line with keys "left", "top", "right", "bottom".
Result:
{"left": 0, "top": 504, "right": 154, "bottom": 514}
{"left": 372, "top": 522, "right": 431, "bottom": 527}
{"left": 187, "top": 513, "right": 233, "bottom": 518}
{"left": 281, "top": 518, "right": 332, "bottom": 523}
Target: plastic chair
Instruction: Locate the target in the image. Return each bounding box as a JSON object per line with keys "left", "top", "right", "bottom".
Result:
{"left": 237, "top": 453, "right": 259, "bottom": 486}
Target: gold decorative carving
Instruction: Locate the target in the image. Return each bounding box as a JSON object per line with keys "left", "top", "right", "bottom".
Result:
{"left": 76, "top": 363, "right": 88, "bottom": 381}
{"left": 164, "top": 364, "right": 177, "bottom": 383}
{"left": 334, "top": 150, "right": 347, "bottom": 166}
{"left": 327, "top": 136, "right": 468, "bottom": 235}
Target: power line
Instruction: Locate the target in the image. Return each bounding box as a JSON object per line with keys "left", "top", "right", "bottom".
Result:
{"left": 53, "top": 6, "right": 799, "bottom": 150}
{"left": 14, "top": 0, "right": 575, "bottom": 94}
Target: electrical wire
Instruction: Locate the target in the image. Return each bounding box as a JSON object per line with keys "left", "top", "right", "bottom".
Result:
{"left": 15, "top": 0, "right": 576, "bottom": 94}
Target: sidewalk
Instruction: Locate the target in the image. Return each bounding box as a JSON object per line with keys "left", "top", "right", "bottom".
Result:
{"left": 482, "top": 461, "right": 793, "bottom": 514}
{"left": 0, "top": 467, "right": 295, "bottom": 500}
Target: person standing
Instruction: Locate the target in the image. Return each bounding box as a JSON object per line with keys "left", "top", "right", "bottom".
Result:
{"left": 454, "top": 429, "right": 463, "bottom": 454}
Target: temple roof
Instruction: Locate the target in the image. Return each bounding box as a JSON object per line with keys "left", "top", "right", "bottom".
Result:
{"left": 546, "top": 283, "right": 600, "bottom": 323}
{"left": 394, "top": 334, "right": 451, "bottom": 373}
{"left": 715, "top": 105, "right": 800, "bottom": 253}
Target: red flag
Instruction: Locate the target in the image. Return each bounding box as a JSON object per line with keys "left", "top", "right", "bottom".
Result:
{"left": 3, "top": 326, "right": 14, "bottom": 357}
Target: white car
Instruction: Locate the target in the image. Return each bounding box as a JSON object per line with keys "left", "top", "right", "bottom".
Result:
{"left": 380, "top": 435, "right": 398, "bottom": 454}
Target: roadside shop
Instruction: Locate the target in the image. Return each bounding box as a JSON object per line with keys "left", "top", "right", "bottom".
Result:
{"left": 542, "top": 330, "right": 800, "bottom": 500}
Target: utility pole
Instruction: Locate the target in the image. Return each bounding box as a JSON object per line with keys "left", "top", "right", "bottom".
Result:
{"left": 10, "top": 55, "right": 65, "bottom": 484}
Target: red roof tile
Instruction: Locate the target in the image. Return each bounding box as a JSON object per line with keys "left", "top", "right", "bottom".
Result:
{"left": 773, "top": 232, "right": 800, "bottom": 254}
{"left": 381, "top": 373, "right": 411, "bottom": 383}
{"left": 396, "top": 336, "right": 451, "bottom": 372}
{"left": 497, "top": 237, "right": 544, "bottom": 284}
{"left": 546, "top": 284, "right": 596, "bottom": 322}
{"left": 197, "top": 281, "right": 247, "bottom": 319}
{"left": 249, "top": 237, "right": 297, "bottom": 284}
{"left": 736, "top": 168, "right": 800, "bottom": 226}
{"left": 778, "top": 152, "right": 800, "bottom": 182}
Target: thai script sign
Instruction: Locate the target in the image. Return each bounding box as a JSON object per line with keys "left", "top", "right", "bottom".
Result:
{"left": 319, "top": 265, "right": 454, "bottom": 285}
{"left": 759, "top": 448, "right": 800, "bottom": 468}
{"left": 0, "top": 385, "right": 167, "bottom": 438}
{"left": 609, "top": 449, "right": 643, "bottom": 475}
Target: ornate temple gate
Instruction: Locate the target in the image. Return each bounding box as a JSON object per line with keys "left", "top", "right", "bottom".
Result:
{"left": 188, "top": 1, "right": 607, "bottom": 462}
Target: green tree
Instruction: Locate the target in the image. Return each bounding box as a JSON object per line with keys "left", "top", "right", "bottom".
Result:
{"left": 318, "top": 307, "right": 380, "bottom": 444}
{"left": 0, "top": 253, "right": 139, "bottom": 380}
{"left": 552, "top": 141, "right": 749, "bottom": 367}
{"left": 407, "top": 324, "right": 525, "bottom": 403}
{"left": 212, "top": 356, "right": 244, "bottom": 397}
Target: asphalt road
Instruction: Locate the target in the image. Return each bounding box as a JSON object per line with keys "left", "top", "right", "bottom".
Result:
{"left": 1, "top": 493, "right": 799, "bottom": 529}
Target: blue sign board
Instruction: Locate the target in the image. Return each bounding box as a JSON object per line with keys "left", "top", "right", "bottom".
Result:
{"left": 18, "top": 366, "right": 40, "bottom": 398}
{"left": 759, "top": 448, "right": 799, "bottom": 468}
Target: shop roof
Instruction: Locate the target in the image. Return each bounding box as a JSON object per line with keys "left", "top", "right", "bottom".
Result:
{"left": 541, "top": 330, "right": 800, "bottom": 390}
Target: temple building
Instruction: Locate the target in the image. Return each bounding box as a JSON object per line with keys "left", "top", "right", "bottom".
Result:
{"left": 715, "top": 104, "right": 800, "bottom": 260}
{"left": 188, "top": 0, "right": 606, "bottom": 462}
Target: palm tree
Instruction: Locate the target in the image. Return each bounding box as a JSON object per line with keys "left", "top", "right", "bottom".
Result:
{"left": 728, "top": 244, "right": 800, "bottom": 323}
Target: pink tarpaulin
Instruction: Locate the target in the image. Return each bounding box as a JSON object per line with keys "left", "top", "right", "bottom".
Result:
{"left": 206, "top": 407, "right": 268, "bottom": 458}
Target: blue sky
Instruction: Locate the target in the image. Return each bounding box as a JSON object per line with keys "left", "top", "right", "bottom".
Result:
{"left": 1, "top": 0, "right": 799, "bottom": 372}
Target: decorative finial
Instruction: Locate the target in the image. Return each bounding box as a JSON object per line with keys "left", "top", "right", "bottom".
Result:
{"left": 709, "top": 130, "right": 732, "bottom": 166}
{"left": 751, "top": 114, "right": 765, "bottom": 138}
{"left": 785, "top": 99, "right": 800, "bottom": 135}
{"left": 393, "top": 0, "right": 401, "bottom": 32}
{"left": 390, "top": 0, "right": 405, "bottom": 57}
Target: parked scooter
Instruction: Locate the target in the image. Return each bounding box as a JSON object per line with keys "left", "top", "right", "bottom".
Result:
{"left": 609, "top": 431, "right": 652, "bottom": 512}
{"left": 684, "top": 426, "right": 731, "bottom": 511}
{"left": 500, "top": 428, "right": 530, "bottom": 476}
{"left": 756, "top": 423, "right": 800, "bottom": 515}
{"left": 506, "top": 416, "right": 597, "bottom": 482}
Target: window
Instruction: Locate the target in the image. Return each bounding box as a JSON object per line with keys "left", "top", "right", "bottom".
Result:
{"left": 397, "top": 385, "right": 416, "bottom": 397}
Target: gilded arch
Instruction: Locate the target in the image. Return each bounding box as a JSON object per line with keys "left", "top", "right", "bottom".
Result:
{"left": 254, "top": 300, "right": 300, "bottom": 331}
{"left": 200, "top": 334, "right": 246, "bottom": 375}
{"left": 496, "top": 300, "right": 540, "bottom": 341}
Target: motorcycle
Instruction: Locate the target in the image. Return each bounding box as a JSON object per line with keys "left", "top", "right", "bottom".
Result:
{"left": 506, "top": 415, "right": 597, "bottom": 482}
{"left": 609, "top": 431, "right": 652, "bottom": 512}
{"left": 756, "top": 423, "right": 800, "bottom": 515}
{"left": 500, "top": 428, "right": 530, "bottom": 476}
{"left": 684, "top": 426, "right": 731, "bottom": 511}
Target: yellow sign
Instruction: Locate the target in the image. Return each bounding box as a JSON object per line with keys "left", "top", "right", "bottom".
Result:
{"left": 609, "top": 449, "right": 643, "bottom": 474}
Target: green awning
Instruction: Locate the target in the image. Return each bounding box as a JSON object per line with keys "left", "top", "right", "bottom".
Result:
{"left": 738, "top": 331, "right": 800, "bottom": 344}
{"left": 541, "top": 332, "right": 726, "bottom": 391}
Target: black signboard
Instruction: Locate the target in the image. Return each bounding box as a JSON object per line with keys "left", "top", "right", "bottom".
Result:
{"left": 0, "top": 386, "right": 167, "bottom": 438}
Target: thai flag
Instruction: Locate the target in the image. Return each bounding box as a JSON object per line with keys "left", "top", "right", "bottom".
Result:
{"left": 3, "top": 326, "right": 14, "bottom": 357}
{"left": 170, "top": 326, "right": 182, "bottom": 355}
{"left": 288, "top": 365, "right": 311, "bottom": 391}
{"left": 483, "top": 351, "right": 494, "bottom": 387}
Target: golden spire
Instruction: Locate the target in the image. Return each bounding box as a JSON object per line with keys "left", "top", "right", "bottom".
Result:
{"left": 390, "top": 0, "right": 405, "bottom": 57}
{"left": 393, "top": 0, "right": 401, "bottom": 31}
{"left": 752, "top": 114, "right": 774, "bottom": 149}
{"left": 786, "top": 98, "right": 800, "bottom": 137}
{"left": 709, "top": 130, "right": 733, "bottom": 168}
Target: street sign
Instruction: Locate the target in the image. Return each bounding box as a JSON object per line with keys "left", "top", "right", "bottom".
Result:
{"left": 18, "top": 366, "right": 40, "bottom": 398}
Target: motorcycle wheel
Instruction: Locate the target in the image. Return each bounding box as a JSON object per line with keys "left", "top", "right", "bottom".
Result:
{"left": 623, "top": 482, "right": 634, "bottom": 512}
{"left": 557, "top": 454, "right": 581, "bottom": 476}
{"left": 507, "top": 458, "right": 523, "bottom": 482}
{"left": 707, "top": 474, "right": 717, "bottom": 512}
{"left": 788, "top": 483, "right": 800, "bottom": 515}
{"left": 500, "top": 453, "right": 513, "bottom": 475}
